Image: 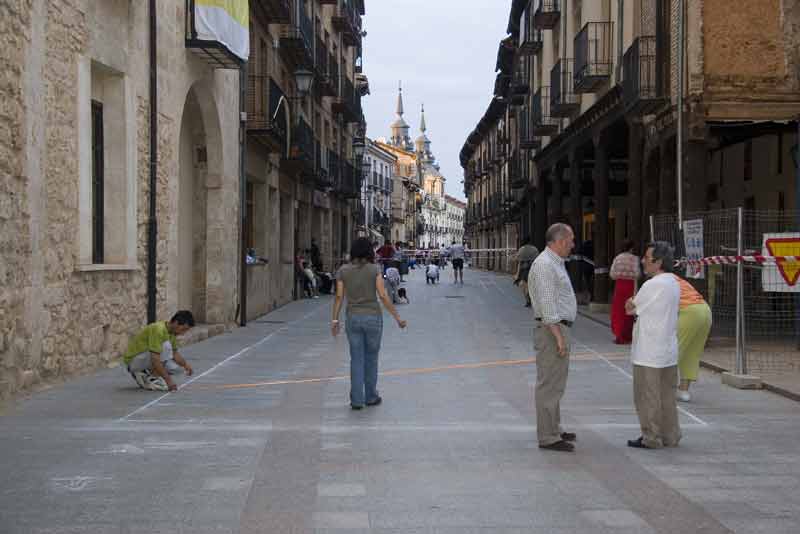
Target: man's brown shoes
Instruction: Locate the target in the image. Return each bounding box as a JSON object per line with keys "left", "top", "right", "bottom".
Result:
{"left": 539, "top": 440, "right": 574, "bottom": 452}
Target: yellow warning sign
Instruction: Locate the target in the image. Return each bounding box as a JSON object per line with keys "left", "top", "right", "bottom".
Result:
{"left": 763, "top": 234, "right": 800, "bottom": 292}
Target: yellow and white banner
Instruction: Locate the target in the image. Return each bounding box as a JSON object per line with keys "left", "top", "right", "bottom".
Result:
{"left": 194, "top": 0, "right": 249, "bottom": 61}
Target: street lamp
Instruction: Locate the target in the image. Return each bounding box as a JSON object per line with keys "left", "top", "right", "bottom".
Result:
{"left": 353, "top": 137, "right": 366, "bottom": 160}
{"left": 294, "top": 69, "right": 314, "bottom": 98}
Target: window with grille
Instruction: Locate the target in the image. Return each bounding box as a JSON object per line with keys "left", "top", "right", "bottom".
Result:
{"left": 91, "top": 100, "right": 104, "bottom": 264}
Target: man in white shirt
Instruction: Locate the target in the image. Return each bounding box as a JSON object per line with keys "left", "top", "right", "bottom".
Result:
{"left": 528, "top": 224, "right": 578, "bottom": 452}
{"left": 625, "top": 241, "right": 682, "bottom": 449}
{"left": 447, "top": 241, "right": 467, "bottom": 284}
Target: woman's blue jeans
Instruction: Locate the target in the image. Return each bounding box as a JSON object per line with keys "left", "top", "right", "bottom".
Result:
{"left": 345, "top": 314, "right": 383, "bottom": 406}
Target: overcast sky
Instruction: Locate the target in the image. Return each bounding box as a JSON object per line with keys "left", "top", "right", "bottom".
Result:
{"left": 361, "top": 1, "right": 512, "bottom": 201}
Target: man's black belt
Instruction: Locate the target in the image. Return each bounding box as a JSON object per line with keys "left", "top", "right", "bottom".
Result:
{"left": 535, "top": 318, "right": 573, "bottom": 328}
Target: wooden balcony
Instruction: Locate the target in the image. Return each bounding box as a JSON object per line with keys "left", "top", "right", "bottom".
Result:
{"left": 574, "top": 21, "right": 614, "bottom": 94}
{"left": 623, "top": 36, "right": 666, "bottom": 115}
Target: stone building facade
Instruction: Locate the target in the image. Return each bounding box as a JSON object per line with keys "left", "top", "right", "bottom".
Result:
{"left": 443, "top": 195, "right": 467, "bottom": 246}
{"left": 243, "top": 0, "right": 368, "bottom": 319}
{"left": 0, "top": 0, "right": 369, "bottom": 399}
{"left": 462, "top": 0, "right": 800, "bottom": 301}
{"left": 361, "top": 139, "right": 396, "bottom": 241}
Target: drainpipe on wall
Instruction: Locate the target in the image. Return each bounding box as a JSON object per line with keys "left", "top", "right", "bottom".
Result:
{"left": 146, "top": 0, "right": 158, "bottom": 323}
{"left": 616, "top": 0, "right": 624, "bottom": 83}
{"left": 677, "top": 0, "right": 685, "bottom": 229}
{"left": 239, "top": 64, "right": 248, "bottom": 326}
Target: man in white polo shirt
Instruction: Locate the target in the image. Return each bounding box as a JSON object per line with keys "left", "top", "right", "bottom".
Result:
{"left": 625, "top": 241, "right": 682, "bottom": 449}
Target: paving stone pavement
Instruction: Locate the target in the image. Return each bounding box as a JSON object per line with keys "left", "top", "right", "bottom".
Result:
{"left": 1, "top": 268, "right": 799, "bottom": 533}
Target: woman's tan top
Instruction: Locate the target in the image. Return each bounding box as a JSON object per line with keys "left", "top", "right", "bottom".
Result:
{"left": 338, "top": 262, "right": 381, "bottom": 316}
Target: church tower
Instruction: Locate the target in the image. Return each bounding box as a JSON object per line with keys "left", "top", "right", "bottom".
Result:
{"left": 389, "top": 82, "right": 413, "bottom": 151}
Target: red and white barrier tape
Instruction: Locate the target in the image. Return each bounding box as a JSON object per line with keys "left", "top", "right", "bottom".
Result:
{"left": 682, "top": 255, "right": 800, "bottom": 266}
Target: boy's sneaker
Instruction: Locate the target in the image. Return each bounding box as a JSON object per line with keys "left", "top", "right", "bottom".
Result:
{"left": 130, "top": 370, "right": 148, "bottom": 389}
{"left": 143, "top": 375, "right": 169, "bottom": 392}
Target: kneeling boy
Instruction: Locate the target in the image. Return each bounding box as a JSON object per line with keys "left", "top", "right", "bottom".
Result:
{"left": 123, "top": 310, "right": 195, "bottom": 392}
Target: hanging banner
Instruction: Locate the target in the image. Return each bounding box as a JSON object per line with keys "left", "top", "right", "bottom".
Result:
{"left": 762, "top": 233, "right": 800, "bottom": 292}
{"left": 194, "top": 0, "right": 250, "bottom": 61}
{"left": 683, "top": 219, "right": 704, "bottom": 279}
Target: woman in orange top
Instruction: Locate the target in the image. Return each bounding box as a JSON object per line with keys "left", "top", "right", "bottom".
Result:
{"left": 673, "top": 275, "right": 712, "bottom": 402}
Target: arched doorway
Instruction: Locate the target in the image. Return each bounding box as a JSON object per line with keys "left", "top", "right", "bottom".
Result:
{"left": 178, "top": 88, "right": 208, "bottom": 321}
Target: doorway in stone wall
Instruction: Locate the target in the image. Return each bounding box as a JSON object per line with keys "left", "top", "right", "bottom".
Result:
{"left": 178, "top": 88, "right": 209, "bottom": 322}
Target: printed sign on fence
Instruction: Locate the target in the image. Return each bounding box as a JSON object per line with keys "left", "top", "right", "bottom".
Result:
{"left": 683, "top": 219, "right": 704, "bottom": 279}
{"left": 762, "top": 233, "right": 800, "bottom": 292}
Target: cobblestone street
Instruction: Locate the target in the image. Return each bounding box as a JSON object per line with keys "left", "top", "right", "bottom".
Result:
{"left": 1, "top": 269, "right": 799, "bottom": 533}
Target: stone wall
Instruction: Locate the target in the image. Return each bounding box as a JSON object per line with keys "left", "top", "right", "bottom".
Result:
{"left": 0, "top": 0, "right": 242, "bottom": 400}
{"left": 701, "top": 0, "right": 800, "bottom": 119}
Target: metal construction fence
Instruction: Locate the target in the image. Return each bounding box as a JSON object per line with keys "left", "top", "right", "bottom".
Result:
{"left": 652, "top": 208, "right": 800, "bottom": 378}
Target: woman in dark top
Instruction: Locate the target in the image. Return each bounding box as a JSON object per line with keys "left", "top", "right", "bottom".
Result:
{"left": 332, "top": 238, "right": 407, "bottom": 409}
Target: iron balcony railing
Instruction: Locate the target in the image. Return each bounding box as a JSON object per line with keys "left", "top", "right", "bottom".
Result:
{"left": 533, "top": 0, "right": 560, "bottom": 30}
{"left": 315, "top": 139, "right": 333, "bottom": 188}
{"left": 246, "top": 76, "right": 288, "bottom": 151}
{"left": 339, "top": 160, "right": 361, "bottom": 198}
{"left": 510, "top": 152, "right": 529, "bottom": 189}
{"left": 333, "top": 0, "right": 362, "bottom": 47}
{"left": 532, "top": 87, "right": 559, "bottom": 136}
{"left": 519, "top": 6, "right": 543, "bottom": 55}
{"left": 251, "top": 0, "right": 292, "bottom": 26}
{"left": 623, "top": 36, "right": 665, "bottom": 114}
{"left": 278, "top": 0, "right": 314, "bottom": 69}
{"left": 338, "top": 76, "right": 361, "bottom": 122}
{"left": 185, "top": 0, "right": 244, "bottom": 69}
{"left": 290, "top": 118, "right": 314, "bottom": 162}
{"left": 511, "top": 57, "right": 530, "bottom": 104}
{"left": 550, "top": 58, "right": 580, "bottom": 117}
{"left": 328, "top": 53, "right": 340, "bottom": 96}
{"left": 315, "top": 35, "right": 328, "bottom": 77}
{"left": 328, "top": 149, "right": 340, "bottom": 186}
{"left": 574, "top": 21, "right": 614, "bottom": 93}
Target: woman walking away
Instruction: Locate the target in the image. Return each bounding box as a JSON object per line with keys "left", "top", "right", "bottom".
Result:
{"left": 673, "top": 274, "right": 712, "bottom": 402}
{"left": 609, "top": 240, "right": 640, "bottom": 344}
{"left": 332, "top": 238, "right": 407, "bottom": 410}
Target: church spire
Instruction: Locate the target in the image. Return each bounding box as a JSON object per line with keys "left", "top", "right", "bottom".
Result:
{"left": 389, "top": 81, "right": 413, "bottom": 151}
{"left": 415, "top": 103, "right": 434, "bottom": 165}
{"left": 396, "top": 81, "right": 405, "bottom": 116}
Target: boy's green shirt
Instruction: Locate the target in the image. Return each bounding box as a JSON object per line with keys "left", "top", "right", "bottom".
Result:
{"left": 123, "top": 321, "right": 178, "bottom": 364}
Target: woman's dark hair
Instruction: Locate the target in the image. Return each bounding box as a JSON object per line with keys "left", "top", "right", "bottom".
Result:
{"left": 170, "top": 310, "right": 195, "bottom": 327}
{"left": 620, "top": 239, "right": 635, "bottom": 254}
{"left": 350, "top": 237, "right": 375, "bottom": 263}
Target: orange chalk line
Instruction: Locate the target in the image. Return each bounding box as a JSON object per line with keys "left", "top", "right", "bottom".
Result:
{"left": 188, "top": 351, "right": 629, "bottom": 391}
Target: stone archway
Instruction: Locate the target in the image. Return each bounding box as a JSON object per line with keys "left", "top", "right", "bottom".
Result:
{"left": 177, "top": 81, "right": 224, "bottom": 323}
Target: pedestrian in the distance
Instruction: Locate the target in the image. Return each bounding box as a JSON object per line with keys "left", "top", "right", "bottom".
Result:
{"left": 529, "top": 224, "right": 578, "bottom": 452}
{"left": 332, "top": 238, "right": 407, "bottom": 410}
{"left": 609, "top": 239, "right": 640, "bottom": 344}
{"left": 515, "top": 236, "right": 539, "bottom": 308}
{"left": 673, "top": 274, "right": 712, "bottom": 402}
{"left": 625, "top": 241, "right": 681, "bottom": 449}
